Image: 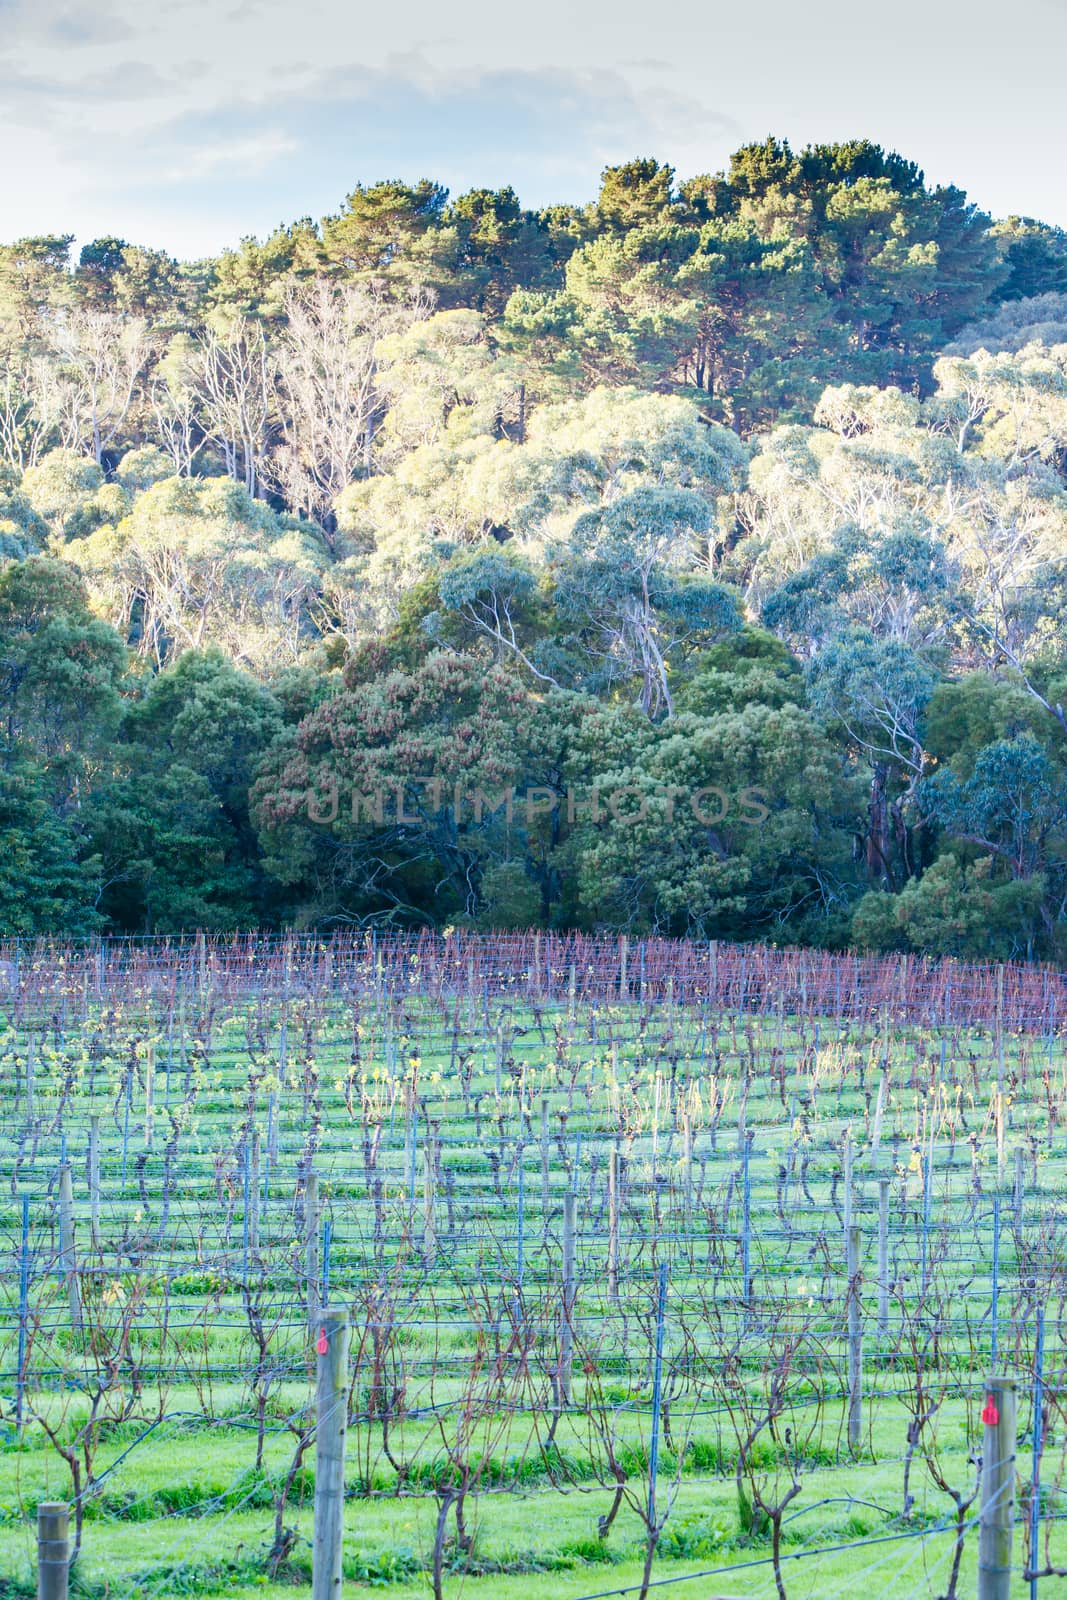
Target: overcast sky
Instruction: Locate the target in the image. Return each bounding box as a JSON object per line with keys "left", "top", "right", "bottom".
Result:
{"left": 3, "top": 0, "right": 1066, "bottom": 259}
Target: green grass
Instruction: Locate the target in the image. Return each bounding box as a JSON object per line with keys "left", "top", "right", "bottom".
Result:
{"left": 0, "top": 979, "right": 1063, "bottom": 1596}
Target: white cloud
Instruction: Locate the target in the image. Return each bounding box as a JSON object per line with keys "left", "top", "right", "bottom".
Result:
{"left": 161, "top": 130, "right": 301, "bottom": 184}
{"left": 0, "top": 0, "right": 1064, "bottom": 254}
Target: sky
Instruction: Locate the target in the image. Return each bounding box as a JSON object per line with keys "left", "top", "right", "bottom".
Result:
{"left": 2, "top": 0, "right": 1066, "bottom": 260}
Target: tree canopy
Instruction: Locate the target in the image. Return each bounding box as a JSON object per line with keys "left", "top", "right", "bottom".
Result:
{"left": 4, "top": 138, "right": 1067, "bottom": 956}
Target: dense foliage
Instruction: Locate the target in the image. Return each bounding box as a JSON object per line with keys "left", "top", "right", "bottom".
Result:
{"left": 4, "top": 138, "right": 1067, "bottom": 953}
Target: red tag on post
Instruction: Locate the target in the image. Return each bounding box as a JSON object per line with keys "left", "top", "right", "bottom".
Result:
{"left": 316, "top": 1328, "right": 329, "bottom": 1355}
{"left": 982, "top": 1395, "right": 999, "bottom": 1426}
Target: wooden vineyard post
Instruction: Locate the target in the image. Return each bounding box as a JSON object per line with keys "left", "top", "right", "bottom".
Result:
{"left": 403, "top": 1082, "right": 415, "bottom": 1213}
{"left": 305, "top": 1170, "right": 320, "bottom": 1330}
{"left": 312, "top": 1311, "right": 350, "bottom": 1600}
{"left": 977, "top": 1378, "right": 1016, "bottom": 1600}
{"left": 88, "top": 1115, "right": 100, "bottom": 1248}
{"left": 1029, "top": 1309, "right": 1045, "bottom": 1600}
{"left": 877, "top": 1179, "right": 890, "bottom": 1336}
{"left": 842, "top": 1131, "right": 853, "bottom": 1236}
{"left": 647, "top": 1261, "right": 668, "bottom": 1533}
{"left": 57, "top": 1164, "right": 81, "bottom": 1332}
{"left": 25, "top": 1033, "right": 35, "bottom": 1124}
{"left": 16, "top": 1196, "right": 29, "bottom": 1432}
{"left": 559, "top": 1191, "right": 576, "bottom": 1408}
{"left": 422, "top": 1133, "right": 437, "bottom": 1261}
{"left": 608, "top": 1148, "right": 620, "bottom": 1301}
{"left": 736, "top": 1075, "right": 748, "bottom": 1155}
{"left": 515, "top": 1159, "right": 525, "bottom": 1298}
{"left": 268, "top": 1091, "right": 279, "bottom": 1168}
{"left": 540, "top": 1097, "right": 551, "bottom": 1243}
{"left": 920, "top": 1129, "right": 934, "bottom": 1298}
{"left": 681, "top": 1111, "right": 693, "bottom": 1228}
{"left": 846, "top": 1223, "right": 862, "bottom": 1453}
{"left": 871, "top": 1067, "right": 887, "bottom": 1159}
{"left": 991, "top": 1197, "right": 1001, "bottom": 1369}
{"left": 36, "top": 1503, "right": 69, "bottom": 1600}
{"left": 144, "top": 1040, "right": 155, "bottom": 1151}
{"left": 741, "top": 1130, "right": 753, "bottom": 1309}
{"left": 248, "top": 1130, "right": 261, "bottom": 1257}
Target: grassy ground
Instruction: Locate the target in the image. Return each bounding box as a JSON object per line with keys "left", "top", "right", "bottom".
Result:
{"left": 1, "top": 969, "right": 1063, "bottom": 1597}
{"left": 0, "top": 1447, "right": 1058, "bottom": 1598}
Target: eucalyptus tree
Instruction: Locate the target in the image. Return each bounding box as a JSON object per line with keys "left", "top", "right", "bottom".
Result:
{"left": 64, "top": 473, "right": 330, "bottom": 670}
{"left": 266, "top": 279, "right": 426, "bottom": 529}
{"left": 47, "top": 308, "right": 154, "bottom": 464}
{"left": 550, "top": 485, "right": 740, "bottom": 716}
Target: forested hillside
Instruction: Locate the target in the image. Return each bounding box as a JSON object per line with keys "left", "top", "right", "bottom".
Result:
{"left": 4, "top": 138, "right": 1067, "bottom": 952}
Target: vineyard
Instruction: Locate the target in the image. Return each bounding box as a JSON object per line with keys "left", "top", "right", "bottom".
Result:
{"left": 1, "top": 931, "right": 1066, "bottom": 1600}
